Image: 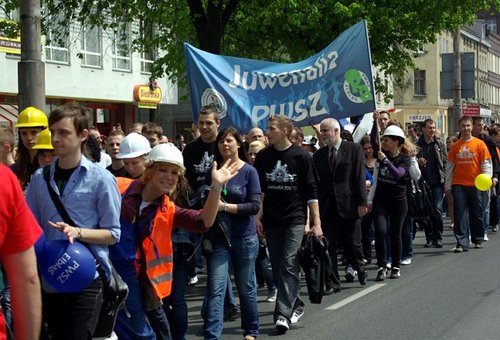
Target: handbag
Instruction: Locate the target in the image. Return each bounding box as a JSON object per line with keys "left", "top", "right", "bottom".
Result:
{"left": 42, "top": 166, "right": 128, "bottom": 337}
{"left": 406, "top": 177, "right": 432, "bottom": 219}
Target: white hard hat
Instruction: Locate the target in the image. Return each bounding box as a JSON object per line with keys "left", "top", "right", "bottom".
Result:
{"left": 302, "top": 135, "right": 319, "bottom": 150}
{"left": 116, "top": 133, "right": 151, "bottom": 159}
{"left": 382, "top": 125, "right": 405, "bottom": 141}
{"left": 147, "top": 143, "right": 185, "bottom": 171}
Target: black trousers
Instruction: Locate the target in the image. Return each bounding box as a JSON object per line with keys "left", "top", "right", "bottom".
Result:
{"left": 41, "top": 277, "right": 103, "bottom": 340}
{"left": 324, "top": 200, "right": 365, "bottom": 289}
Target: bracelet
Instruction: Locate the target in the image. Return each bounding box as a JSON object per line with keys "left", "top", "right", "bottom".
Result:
{"left": 224, "top": 203, "right": 228, "bottom": 212}
{"left": 76, "top": 227, "right": 82, "bottom": 240}
{"left": 210, "top": 185, "right": 223, "bottom": 192}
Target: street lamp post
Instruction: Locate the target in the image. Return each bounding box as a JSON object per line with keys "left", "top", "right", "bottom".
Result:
{"left": 18, "top": 0, "right": 45, "bottom": 111}
{"left": 452, "top": 30, "right": 461, "bottom": 134}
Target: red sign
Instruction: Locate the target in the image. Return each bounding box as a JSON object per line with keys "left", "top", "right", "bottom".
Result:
{"left": 462, "top": 105, "right": 480, "bottom": 116}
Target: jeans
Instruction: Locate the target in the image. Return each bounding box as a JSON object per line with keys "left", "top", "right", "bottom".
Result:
{"left": 266, "top": 225, "right": 304, "bottom": 322}
{"left": 256, "top": 245, "right": 277, "bottom": 293}
{"left": 423, "top": 184, "right": 444, "bottom": 242}
{"left": 482, "top": 190, "right": 490, "bottom": 235}
{"left": 204, "top": 234, "right": 259, "bottom": 340}
{"left": 164, "top": 243, "right": 192, "bottom": 340}
{"left": 42, "top": 277, "right": 103, "bottom": 340}
{"left": 146, "top": 307, "right": 172, "bottom": 340}
{"left": 114, "top": 264, "right": 156, "bottom": 340}
{"left": 373, "top": 199, "right": 408, "bottom": 269}
{"left": 401, "top": 214, "right": 413, "bottom": 260}
{"left": 361, "top": 213, "right": 374, "bottom": 261}
{"left": 452, "top": 185, "right": 484, "bottom": 249}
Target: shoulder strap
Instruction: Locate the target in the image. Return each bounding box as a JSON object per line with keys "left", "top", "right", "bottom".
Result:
{"left": 43, "top": 165, "right": 77, "bottom": 227}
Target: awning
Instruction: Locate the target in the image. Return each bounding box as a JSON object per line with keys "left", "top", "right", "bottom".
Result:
{"left": 0, "top": 104, "right": 18, "bottom": 127}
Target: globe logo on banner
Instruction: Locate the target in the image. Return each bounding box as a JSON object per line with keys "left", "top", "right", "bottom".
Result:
{"left": 201, "top": 88, "right": 227, "bottom": 119}
{"left": 185, "top": 20, "right": 376, "bottom": 132}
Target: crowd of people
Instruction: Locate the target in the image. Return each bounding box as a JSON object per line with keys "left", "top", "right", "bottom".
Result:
{"left": 1, "top": 102, "right": 499, "bottom": 340}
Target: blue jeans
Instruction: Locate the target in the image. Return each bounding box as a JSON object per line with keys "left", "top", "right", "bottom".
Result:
{"left": 114, "top": 264, "right": 156, "bottom": 340}
{"left": 265, "top": 225, "right": 304, "bottom": 322}
{"left": 452, "top": 185, "right": 484, "bottom": 249}
{"left": 164, "top": 244, "right": 192, "bottom": 340}
{"left": 256, "top": 245, "right": 277, "bottom": 293}
{"left": 482, "top": 190, "right": 490, "bottom": 235}
{"left": 204, "top": 234, "right": 259, "bottom": 340}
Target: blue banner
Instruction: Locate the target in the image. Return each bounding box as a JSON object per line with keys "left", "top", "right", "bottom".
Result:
{"left": 184, "top": 20, "right": 375, "bottom": 133}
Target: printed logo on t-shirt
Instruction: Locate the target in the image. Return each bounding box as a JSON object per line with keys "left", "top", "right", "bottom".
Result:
{"left": 266, "top": 161, "right": 297, "bottom": 183}
{"left": 456, "top": 145, "right": 475, "bottom": 164}
{"left": 193, "top": 152, "right": 214, "bottom": 174}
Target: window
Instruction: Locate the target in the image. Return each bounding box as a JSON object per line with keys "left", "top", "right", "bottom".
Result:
{"left": 140, "top": 20, "right": 156, "bottom": 73}
{"left": 487, "top": 19, "right": 497, "bottom": 34}
{"left": 81, "top": 23, "right": 102, "bottom": 67}
{"left": 414, "top": 70, "right": 426, "bottom": 96}
{"left": 112, "top": 22, "right": 131, "bottom": 71}
{"left": 415, "top": 40, "right": 425, "bottom": 55}
{"left": 45, "top": 25, "right": 69, "bottom": 64}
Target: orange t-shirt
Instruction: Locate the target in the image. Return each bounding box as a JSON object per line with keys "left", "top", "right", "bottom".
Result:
{"left": 448, "top": 137, "right": 491, "bottom": 187}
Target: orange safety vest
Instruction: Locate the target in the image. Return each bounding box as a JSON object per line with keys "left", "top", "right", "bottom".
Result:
{"left": 117, "top": 177, "right": 134, "bottom": 194}
{"left": 117, "top": 178, "right": 175, "bottom": 299}
{"left": 140, "top": 195, "right": 175, "bottom": 299}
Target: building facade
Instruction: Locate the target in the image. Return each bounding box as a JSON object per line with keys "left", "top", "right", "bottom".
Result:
{"left": 0, "top": 9, "right": 195, "bottom": 139}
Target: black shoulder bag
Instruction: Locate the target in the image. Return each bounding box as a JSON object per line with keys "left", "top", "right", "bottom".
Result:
{"left": 42, "top": 166, "right": 129, "bottom": 338}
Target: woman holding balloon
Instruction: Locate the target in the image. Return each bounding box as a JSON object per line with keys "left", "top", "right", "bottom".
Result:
{"left": 445, "top": 116, "right": 492, "bottom": 252}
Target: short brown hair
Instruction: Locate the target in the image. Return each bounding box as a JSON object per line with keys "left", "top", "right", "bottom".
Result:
{"left": 268, "top": 115, "right": 293, "bottom": 139}
{"left": 142, "top": 122, "right": 163, "bottom": 139}
{"left": 49, "top": 102, "right": 90, "bottom": 135}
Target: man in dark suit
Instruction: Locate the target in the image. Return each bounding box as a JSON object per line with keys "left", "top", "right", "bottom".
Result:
{"left": 313, "top": 118, "right": 368, "bottom": 292}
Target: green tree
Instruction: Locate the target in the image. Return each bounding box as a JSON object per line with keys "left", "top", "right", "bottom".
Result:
{"left": 1, "top": 0, "right": 498, "bottom": 91}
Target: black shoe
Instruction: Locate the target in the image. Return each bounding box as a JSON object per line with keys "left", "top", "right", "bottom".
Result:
{"left": 324, "top": 287, "right": 334, "bottom": 295}
{"left": 492, "top": 225, "right": 498, "bottom": 232}
{"left": 224, "top": 305, "right": 240, "bottom": 321}
{"left": 433, "top": 240, "right": 443, "bottom": 248}
{"left": 424, "top": 241, "right": 432, "bottom": 248}
{"left": 358, "top": 271, "right": 367, "bottom": 285}
{"left": 333, "top": 287, "right": 341, "bottom": 293}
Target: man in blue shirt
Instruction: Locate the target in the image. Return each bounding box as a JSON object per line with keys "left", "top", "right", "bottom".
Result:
{"left": 26, "top": 102, "right": 121, "bottom": 340}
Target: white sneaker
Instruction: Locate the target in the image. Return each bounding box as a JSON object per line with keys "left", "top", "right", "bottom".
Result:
{"left": 266, "top": 289, "right": 277, "bottom": 303}
{"left": 188, "top": 275, "right": 198, "bottom": 285}
{"left": 290, "top": 306, "right": 304, "bottom": 324}
{"left": 386, "top": 262, "right": 392, "bottom": 269}
{"left": 401, "top": 258, "right": 412, "bottom": 265}
{"left": 275, "top": 316, "right": 289, "bottom": 333}
{"left": 345, "top": 265, "right": 358, "bottom": 282}
{"left": 484, "top": 234, "right": 489, "bottom": 242}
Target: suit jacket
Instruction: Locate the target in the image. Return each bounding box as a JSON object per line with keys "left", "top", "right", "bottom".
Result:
{"left": 313, "top": 141, "right": 367, "bottom": 220}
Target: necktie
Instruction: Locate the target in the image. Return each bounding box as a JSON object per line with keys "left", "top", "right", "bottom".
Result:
{"left": 330, "top": 146, "right": 336, "bottom": 170}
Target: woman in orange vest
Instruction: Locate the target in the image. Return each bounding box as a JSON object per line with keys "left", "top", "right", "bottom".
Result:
{"left": 109, "top": 143, "right": 238, "bottom": 340}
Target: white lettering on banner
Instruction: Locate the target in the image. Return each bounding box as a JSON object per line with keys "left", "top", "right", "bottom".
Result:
{"left": 251, "top": 90, "right": 328, "bottom": 125}
{"left": 47, "top": 253, "right": 71, "bottom": 275}
{"left": 229, "top": 52, "right": 339, "bottom": 90}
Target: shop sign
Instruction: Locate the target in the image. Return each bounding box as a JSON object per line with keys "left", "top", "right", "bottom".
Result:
{"left": 0, "top": 19, "right": 21, "bottom": 54}
{"left": 462, "top": 104, "right": 480, "bottom": 116}
{"left": 408, "top": 115, "right": 432, "bottom": 122}
{"left": 137, "top": 102, "right": 158, "bottom": 109}
{"left": 133, "top": 85, "right": 162, "bottom": 103}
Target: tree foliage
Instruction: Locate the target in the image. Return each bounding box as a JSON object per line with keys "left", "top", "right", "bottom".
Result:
{"left": 1, "top": 0, "right": 499, "bottom": 92}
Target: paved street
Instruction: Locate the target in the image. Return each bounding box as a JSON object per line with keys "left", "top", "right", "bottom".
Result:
{"left": 183, "top": 218, "right": 500, "bottom": 339}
